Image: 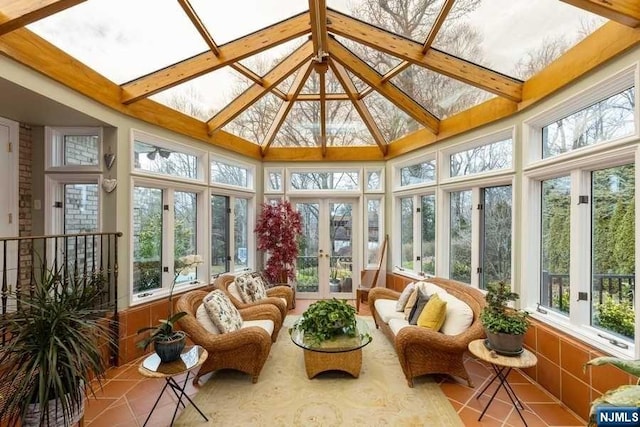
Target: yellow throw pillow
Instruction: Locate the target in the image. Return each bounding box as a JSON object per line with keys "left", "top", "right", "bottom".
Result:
{"left": 417, "top": 293, "right": 447, "bottom": 330}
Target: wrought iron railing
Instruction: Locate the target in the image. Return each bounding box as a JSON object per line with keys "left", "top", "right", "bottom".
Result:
{"left": 0, "top": 231, "right": 122, "bottom": 366}
{"left": 541, "top": 271, "right": 635, "bottom": 312}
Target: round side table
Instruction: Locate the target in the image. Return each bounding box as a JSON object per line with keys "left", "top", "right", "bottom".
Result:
{"left": 468, "top": 339, "right": 537, "bottom": 427}
{"left": 138, "top": 345, "right": 209, "bottom": 427}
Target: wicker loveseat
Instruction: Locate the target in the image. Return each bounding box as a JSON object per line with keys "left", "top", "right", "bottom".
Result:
{"left": 176, "top": 290, "right": 282, "bottom": 384}
{"left": 368, "top": 277, "right": 486, "bottom": 387}
{"left": 214, "top": 273, "right": 294, "bottom": 320}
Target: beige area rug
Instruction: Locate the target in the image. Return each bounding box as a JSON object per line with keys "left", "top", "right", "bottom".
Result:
{"left": 176, "top": 316, "right": 463, "bottom": 427}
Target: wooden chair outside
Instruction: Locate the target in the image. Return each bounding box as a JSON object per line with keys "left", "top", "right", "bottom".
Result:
{"left": 356, "top": 234, "right": 388, "bottom": 312}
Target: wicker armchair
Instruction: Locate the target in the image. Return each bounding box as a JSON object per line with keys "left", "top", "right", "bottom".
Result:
{"left": 214, "top": 273, "right": 293, "bottom": 320}
{"left": 368, "top": 277, "right": 486, "bottom": 387}
{"left": 176, "top": 290, "right": 282, "bottom": 385}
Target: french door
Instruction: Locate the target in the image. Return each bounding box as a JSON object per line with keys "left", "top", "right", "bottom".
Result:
{"left": 293, "top": 198, "right": 359, "bottom": 299}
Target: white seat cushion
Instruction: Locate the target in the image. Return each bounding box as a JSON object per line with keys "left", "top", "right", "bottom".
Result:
{"left": 417, "top": 281, "right": 448, "bottom": 298}
{"left": 388, "top": 318, "right": 410, "bottom": 336}
{"left": 439, "top": 292, "right": 474, "bottom": 336}
{"left": 374, "top": 299, "right": 406, "bottom": 323}
{"left": 196, "top": 303, "right": 220, "bottom": 334}
{"left": 228, "top": 282, "right": 243, "bottom": 302}
{"left": 242, "top": 319, "right": 274, "bottom": 336}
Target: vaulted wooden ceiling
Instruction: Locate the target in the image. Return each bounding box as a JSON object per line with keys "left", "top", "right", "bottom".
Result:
{"left": 0, "top": 0, "right": 639, "bottom": 161}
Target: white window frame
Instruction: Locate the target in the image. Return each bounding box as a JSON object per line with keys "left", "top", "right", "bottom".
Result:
{"left": 45, "top": 126, "right": 103, "bottom": 172}
{"left": 130, "top": 176, "right": 208, "bottom": 305}
{"left": 44, "top": 174, "right": 103, "bottom": 236}
{"left": 440, "top": 127, "right": 515, "bottom": 183}
{"left": 364, "top": 167, "right": 385, "bottom": 193}
{"left": 364, "top": 195, "right": 385, "bottom": 269}
{"left": 264, "top": 167, "right": 284, "bottom": 194}
{"left": 210, "top": 153, "right": 256, "bottom": 191}
{"left": 286, "top": 167, "right": 361, "bottom": 194}
{"left": 131, "top": 129, "right": 207, "bottom": 184}
{"left": 523, "top": 63, "right": 639, "bottom": 168}
{"left": 522, "top": 144, "right": 639, "bottom": 359}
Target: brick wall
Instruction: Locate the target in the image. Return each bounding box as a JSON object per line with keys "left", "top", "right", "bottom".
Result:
{"left": 18, "top": 124, "right": 32, "bottom": 288}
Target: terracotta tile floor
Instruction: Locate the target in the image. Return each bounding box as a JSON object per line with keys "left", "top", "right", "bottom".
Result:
{"left": 83, "top": 300, "right": 585, "bottom": 427}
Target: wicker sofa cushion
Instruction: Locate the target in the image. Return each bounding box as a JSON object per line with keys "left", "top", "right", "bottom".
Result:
{"left": 203, "top": 290, "right": 243, "bottom": 333}
{"left": 375, "top": 299, "right": 406, "bottom": 323}
{"left": 196, "top": 303, "right": 220, "bottom": 334}
{"left": 439, "top": 291, "right": 474, "bottom": 335}
{"left": 417, "top": 293, "right": 447, "bottom": 330}
{"left": 403, "top": 288, "right": 419, "bottom": 319}
{"left": 408, "top": 287, "right": 430, "bottom": 325}
{"left": 395, "top": 282, "right": 415, "bottom": 311}
{"left": 235, "top": 273, "right": 268, "bottom": 303}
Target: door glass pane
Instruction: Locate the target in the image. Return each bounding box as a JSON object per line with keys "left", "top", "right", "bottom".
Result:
{"left": 211, "top": 195, "right": 229, "bottom": 275}
{"left": 421, "top": 195, "right": 436, "bottom": 276}
{"left": 591, "top": 164, "right": 635, "bottom": 340}
{"left": 330, "top": 202, "right": 353, "bottom": 293}
{"left": 367, "top": 199, "right": 381, "bottom": 266}
{"left": 174, "top": 191, "right": 197, "bottom": 286}
{"left": 296, "top": 202, "right": 320, "bottom": 293}
{"left": 450, "top": 190, "right": 472, "bottom": 284}
{"left": 234, "top": 198, "right": 249, "bottom": 271}
{"left": 400, "top": 197, "right": 413, "bottom": 269}
{"left": 64, "top": 183, "right": 99, "bottom": 272}
{"left": 481, "top": 186, "right": 512, "bottom": 289}
{"left": 541, "top": 176, "right": 571, "bottom": 314}
{"left": 133, "top": 186, "right": 163, "bottom": 293}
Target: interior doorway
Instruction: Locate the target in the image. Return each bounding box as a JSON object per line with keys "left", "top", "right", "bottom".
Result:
{"left": 292, "top": 198, "right": 360, "bottom": 299}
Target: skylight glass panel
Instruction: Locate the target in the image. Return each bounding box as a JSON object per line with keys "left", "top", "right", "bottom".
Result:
{"left": 190, "top": 0, "right": 307, "bottom": 45}
{"left": 346, "top": 71, "right": 369, "bottom": 93}
{"left": 334, "top": 36, "right": 402, "bottom": 75}
{"left": 432, "top": 0, "right": 606, "bottom": 80}
{"left": 391, "top": 65, "right": 494, "bottom": 119}
{"left": 28, "top": 0, "right": 208, "bottom": 84}
{"left": 326, "top": 101, "right": 375, "bottom": 146}
{"left": 363, "top": 92, "right": 422, "bottom": 141}
{"left": 238, "top": 36, "right": 307, "bottom": 77}
{"left": 223, "top": 93, "right": 284, "bottom": 144}
{"left": 150, "top": 68, "right": 252, "bottom": 121}
{"left": 328, "top": 0, "right": 445, "bottom": 43}
{"left": 272, "top": 102, "right": 319, "bottom": 147}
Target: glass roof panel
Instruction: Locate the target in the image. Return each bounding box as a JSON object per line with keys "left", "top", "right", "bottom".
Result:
{"left": 273, "top": 102, "right": 320, "bottom": 147}
{"left": 237, "top": 36, "right": 307, "bottom": 77}
{"left": 363, "top": 92, "right": 422, "bottom": 141}
{"left": 390, "top": 65, "right": 494, "bottom": 119}
{"left": 150, "top": 68, "right": 252, "bottom": 121}
{"left": 190, "top": 0, "right": 307, "bottom": 45}
{"left": 301, "top": 66, "right": 344, "bottom": 94}
{"left": 328, "top": 0, "right": 445, "bottom": 43}
{"left": 346, "top": 71, "right": 369, "bottom": 94}
{"left": 334, "top": 36, "right": 402, "bottom": 75}
{"left": 223, "top": 93, "right": 284, "bottom": 144}
{"left": 28, "top": 0, "right": 208, "bottom": 84}
{"left": 326, "top": 101, "right": 376, "bottom": 147}
{"left": 432, "top": 0, "right": 607, "bottom": 80}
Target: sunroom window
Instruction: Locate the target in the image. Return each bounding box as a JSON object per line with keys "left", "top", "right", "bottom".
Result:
{"left": 449, "top": 138, "right": 513, "bottom": 178}
{"left": 133, "top": 140, "right": 199, "bottom": 180}
{"left": 450, "top": 190, "right": 472, "bottom": 283}
{"left": 400, "top": 160, "right": 435, "bottom": 187}
{"left": 45, "top": 127, "right": 101, "bottom": 170}
{"left": 290, "top": 171, "right": 359, "bottom": 191}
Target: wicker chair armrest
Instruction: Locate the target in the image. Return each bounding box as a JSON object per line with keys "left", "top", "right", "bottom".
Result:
{"left": 369, "top": 287, "right": 401, "bottom": 303}
{"left": 395, "top": 326, "right": 466, "bottom": 353}
{"left": 199, "top": 326, "right": 272, "bottom": 353}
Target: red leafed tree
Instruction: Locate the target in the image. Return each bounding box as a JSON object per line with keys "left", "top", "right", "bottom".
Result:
{"left": 255, "top": 200, "right": 302, "bottom": 284}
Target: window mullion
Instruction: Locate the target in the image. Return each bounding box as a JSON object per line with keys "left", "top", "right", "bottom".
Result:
{"left": 164, "top": 189, "right": 174, "bottom": 290}
{"left": 471, "top": 187, "right": 482, "bottom": 288}
{"left": 570, "top": 170, "right": 591, "bottom": 326}
{"left": 413, "top": 195, "right": 420, "bottom": 274}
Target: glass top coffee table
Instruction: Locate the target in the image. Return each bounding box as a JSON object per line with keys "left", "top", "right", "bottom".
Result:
{"left": 290, "top": 318, "right": 372, "bottom": 379}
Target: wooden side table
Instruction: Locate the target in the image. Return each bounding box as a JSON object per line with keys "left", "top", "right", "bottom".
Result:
{"left": 138, "top": 345, "right": 209, "bottom": 427}
{"left": 468, "top": 339, "right": 538, "bottom": 427}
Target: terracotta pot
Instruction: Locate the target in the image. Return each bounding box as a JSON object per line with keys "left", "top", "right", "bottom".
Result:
{"left": 154, "top": 331, "right": 187, "bottom": 363}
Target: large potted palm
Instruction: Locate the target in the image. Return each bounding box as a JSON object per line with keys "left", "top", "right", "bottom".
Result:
{"left": 0, "top": 265, "right": 114, "bottom": 426}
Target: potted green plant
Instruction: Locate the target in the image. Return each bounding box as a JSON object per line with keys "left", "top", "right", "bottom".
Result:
{"left": 137, "top": 254, "right": 202, "bottom": 363}
{"left": 584, "top": 357, "right": 640, "bottom": 426}
{"left": 291, "top": 299, "right": 358, "bottom": 345}
{"left": 0, "top": 265, "right": 114, "bottom": 426}
{"left": 480, "top": 281, "right": 529, "bottom": 355}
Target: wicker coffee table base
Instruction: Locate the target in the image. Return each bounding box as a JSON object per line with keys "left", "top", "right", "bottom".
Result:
{"left": 303, "top": 348, "right": 362, "bottom": 379}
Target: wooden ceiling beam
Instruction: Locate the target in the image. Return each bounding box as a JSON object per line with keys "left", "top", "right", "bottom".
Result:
{"left": 560, "top": 0, "right": 639, "bottom": 27}
{"left": 207, "top": 41, "right": 314, "bottom": 134}
{"left": 0, "top": 0, "right": 85, "bottom": 36}
{"left": 328, "top": 37, "right": 439, "bottom": 134}
{"left": 296, "top": 93, "right": 350, "bottom": 101}
{"left": 358, "top": 87, "right": 374, "bottom": 99}
{"left": 177, "top": 0, "right": 219, "bottom": 55}
{"left": 262, "top": 62, "right": 314, "bottom": 156}
{"left": 380, "top": 61, "right": 410, "bottom": 83}
{"left": 230, "top": 63, "right": 288, "bottom": 101}
{"left": 309, "top": 0, "right": 329, "bottom": 59}
{"left": 422, "top": 0, "right": 456, "bottom": 53}
{"left": 121, "top": 12, "right": 310, "bottom": 104}
{"left": 319, "top": 63, "right": 327, "bottom": 156}
{"left": 330, "top": 59, "right": 387, "bottom": 155}
{"left": 327, "top": 9, "right": 523, "bottom": 102}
